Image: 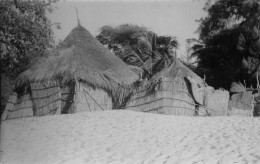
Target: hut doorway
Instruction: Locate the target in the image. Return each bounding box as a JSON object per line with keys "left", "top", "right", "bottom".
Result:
{"left": 61, "top": 81, "right": 75, "bottom": 114}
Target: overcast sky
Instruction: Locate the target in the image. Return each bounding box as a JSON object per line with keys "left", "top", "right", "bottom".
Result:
{"left": 48, "top": 0, "right": 207, "bottom": 54}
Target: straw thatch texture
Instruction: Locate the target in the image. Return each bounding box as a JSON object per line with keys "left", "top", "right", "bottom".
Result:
{"left": 151, "top": 59, "right": 204, "bottom": 87}
{"left": 125, "top": 77, "right": 196, "bottom": 116}
{"left": 30, "top": 81, "right": 61, "bottom": 116}
{"left": 128, "top": 65, "right": 144, "bottom": 78}
{"left": 198, "top": 90, "right": 230, "bottom": 116}
{"left": 73, "top": 82, "right": 112, "bottom": 113}
{"left": 123, "top": 58, "right": 205, "bottom": 116}
{"left": 3, "top": 92, "right": 33, "bottom": 120}
{"left": 228, "top": 91, "right": 253, "bottom": 116}
{"left": 12, "top": 24, "right": 139, "bottom": 118}
{"left": 2, "top": 92, "right": 17, "bottom": 120}
{"left": 228, "top": 107, "right": 253, "bottom": 116}
{"left": 16, "top": 25, "right": 139, "bottom": 94}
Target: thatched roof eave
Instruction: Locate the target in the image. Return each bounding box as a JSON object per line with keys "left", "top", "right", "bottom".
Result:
{"left": 15, "top": 25, "right": 139, "bottom": 92}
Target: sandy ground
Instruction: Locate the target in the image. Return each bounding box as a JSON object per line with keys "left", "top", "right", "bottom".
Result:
{"left": 1, "top": 110, "right": 260, "bottom": 164}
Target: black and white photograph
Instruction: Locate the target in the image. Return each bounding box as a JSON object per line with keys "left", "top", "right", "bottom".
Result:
{"left": 1, "top": 0, "right": 260, "bottom": 163}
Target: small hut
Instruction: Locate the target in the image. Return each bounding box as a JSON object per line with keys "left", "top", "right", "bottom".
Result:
{"left": 228, "top": 82, "right": 255, "bottom": 116}
{"left": 124, "top": 59, "right": 204, "bottom": 116}
{"left": 2, "top": 24, "right": 138, "bottom": 120}
{"left": 123, "top": 58, "right": 229, "bottom": 116}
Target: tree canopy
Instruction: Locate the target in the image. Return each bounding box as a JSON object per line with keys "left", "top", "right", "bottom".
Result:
{"left": 0, "top": 0, "right": 60, "bottom": 78}
{"left": 187, "top": 0, "right": 260, "bottom": 89}
{"left": 96, "top": 24, "right": 178, "bottom": 78}
{"left": 0, "top": 0, "right": 59, "bottom": 114}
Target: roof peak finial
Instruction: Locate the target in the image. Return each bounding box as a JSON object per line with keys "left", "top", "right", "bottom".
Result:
{"left": 75, "top": 7, "right": 81, "bottom": 26}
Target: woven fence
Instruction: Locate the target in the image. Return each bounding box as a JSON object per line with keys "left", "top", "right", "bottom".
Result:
{"left": 198, "top": 90, "right": 230, "bottom": 116}
{"left": 125, "top": 77, "right": 196, "bottom": 116}
{"left": 4, "top": 92, "right": 33, "bottom": 120}
{"left": 30, "top": 81, "right": 61, "bottom": 116}
{"left": 73, "top": 82, "right": 113, "bottom": 113}
{"left": 228, "top": 92, "right": 253, "bottom": 117}
{"left": 228, "top": 107, "right": 253, "bottom": 116}
{"left": 2, "top": 92, "right": 17, "bottom": 120}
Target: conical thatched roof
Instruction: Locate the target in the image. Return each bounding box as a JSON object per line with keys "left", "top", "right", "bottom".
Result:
{"left": 151, "top": 58, "right": 204, "bottom": 86}
{"left": 16, "top": 25, "right": 139, "bottom": 91}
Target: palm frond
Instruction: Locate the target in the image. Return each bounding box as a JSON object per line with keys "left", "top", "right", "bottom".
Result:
{"left": 230, "top": 82, "right": 246, "bottom": 93}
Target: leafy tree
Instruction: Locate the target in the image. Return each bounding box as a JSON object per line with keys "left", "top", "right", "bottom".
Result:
{"left": 0, "top": 0, "right": 60, "bottom": 114}
{"left": 1, "top": 74, "right": 13, "bottom": 114}
{"left": 187, "top": 0, "right": 260, "bottom": 89}
{"left": 96, "top": 24, "right": 178, "bottom": 78}
{"left": 0, "top": 0, "right": 60, "bottom": 78}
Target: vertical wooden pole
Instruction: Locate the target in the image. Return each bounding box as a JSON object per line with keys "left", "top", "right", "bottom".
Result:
{"left": 1, "top": 92, "right": 17, "bottom": 120}
{"left": 56, "top": 83, "right": 62, "bottom": 115}
{"left": 251, "top": 96, "right": 254, "bottom": 117}
{"left": 74, "top": 78, "right": 79, "bottom": 113}
{"left": 257, "top": 70, "right": 259, "bottom": 89}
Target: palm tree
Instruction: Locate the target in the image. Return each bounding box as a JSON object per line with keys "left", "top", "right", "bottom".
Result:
{"left": 96, "top": 24, "right": 178, "bottom": 79}
{"left": 186, "top": 28, "right": 243, "bottom": 89}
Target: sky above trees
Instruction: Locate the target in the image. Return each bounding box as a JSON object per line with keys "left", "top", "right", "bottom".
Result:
{"left": 47, "top": 0, "right": 206, "bottom": 54}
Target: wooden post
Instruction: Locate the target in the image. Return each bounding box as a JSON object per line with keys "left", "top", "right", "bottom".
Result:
{"left": 251, "top": 96, "right": 255, "bottom": 117}
{"left": 74, "top": 77, "right": 80, "bottom": 113}
{"left": 55, "top": 81, "right": 62, "bottom": 115}
{"left": 257, "top": 70, "right": 259, "bottom": 89}
{"left": 244, "top": 80, "right": 246, "bottom": 89}
{"left": 1, "top": 92, "right": 17, "bottom": 120}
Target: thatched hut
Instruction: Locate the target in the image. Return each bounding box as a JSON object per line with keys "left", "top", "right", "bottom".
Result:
{"left": 124, "top": 59, "right": 203, "bottom": 116}
{"left": 124, "top": 58, "right": 229, "bottom": 116}
{"left": 2, "top": 24, "right": 138, "bottom": 120}
{"left": 186, "top": 76, "right": 229, "bottom": 116}
{"left": 228, "top": 82, "right": 254, "bottom": 116}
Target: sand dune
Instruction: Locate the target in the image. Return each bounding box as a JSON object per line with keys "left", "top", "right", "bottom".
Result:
{"left": 1, "top": 110, "right": 260, "bottom": 164}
